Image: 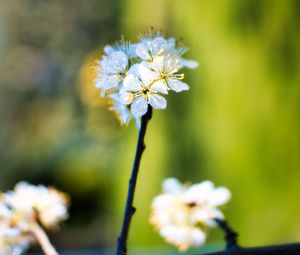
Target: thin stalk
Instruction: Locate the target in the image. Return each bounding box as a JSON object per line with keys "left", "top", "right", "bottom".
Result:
{"left": 214, "top": 218, "right": 239, "bottom": 250}
{"left": 29, "top": 221, "right": 59, "bottom": 255}
{"left": 116, "top": 107, "right": 153, "bottom": 255}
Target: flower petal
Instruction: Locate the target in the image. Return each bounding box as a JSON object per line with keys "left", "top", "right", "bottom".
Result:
{"left": 123, "top": 74, "right": 142, "bottom": 92}
{"left": 138, "top": 63, "right": 157, "bottom": 85}
{"left": 131, "top": 96, "right": 148, "bottom": 117}
{"left": 149, "top": 94, "right": 167, "bottom": 109}
{"left": 136, "top": 43, "right": 151, "bottom": 60}
{"left": 119, "top": 89, "right": 134, "bottom": 105}
{"left": 150, "top": 56, "right": 165, "bottom": 73}
{"left": 183, "top": 181, "right": 214, "bottom": 204}
{"left": 151, "top": 80, "right": 168, "bottom": 94}
{"left": 209, "top": 187, "right": 231, "bottom": 207}
{"left": 104, "top": 45, "right": 115, "bottom": 55}
{"left": 150, "top": 37, "right": 169, "bottom": 56}
{"left": 162, "top": 178, "right": 183, "bottom": 194}
{"left": 110, "top": 51, "right": 128, "bottom": 72}
{"left": 168, "top": 79, "right": 189, "bottom": 92}
{"left": 180, "top": 58, "right": 199, "bottom": 69}
{"left": 127, "top": 63, "right": 140, "bottom": 76}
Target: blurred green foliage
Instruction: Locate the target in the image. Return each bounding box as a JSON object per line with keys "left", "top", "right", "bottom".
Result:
{"left": 0, "top": 0, "right": 300, "bottom": 253}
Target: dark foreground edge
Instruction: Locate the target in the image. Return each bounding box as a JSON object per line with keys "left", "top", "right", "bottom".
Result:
{"left": 198, "top": 243, "right": 300, "bottom": 255}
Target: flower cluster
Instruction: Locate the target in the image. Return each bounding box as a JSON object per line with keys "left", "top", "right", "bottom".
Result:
{"left": 150, "top": 178, "right": 231, "bottom": 252}
{"left": 0, "top": 182, "right": 69, "bottom": 255}
{"left": 95, "top": 32, "right": 198, "bottom": 126}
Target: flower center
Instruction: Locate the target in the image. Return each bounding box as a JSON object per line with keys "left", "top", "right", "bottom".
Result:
{"left": 160, "top": 71, "right": 169, "bottom": 79}
{"left": 141, "top": 87, "right": 151, "bottom": 97}
{"left": 186, "top": 202, "right": 197, "bottom": 208}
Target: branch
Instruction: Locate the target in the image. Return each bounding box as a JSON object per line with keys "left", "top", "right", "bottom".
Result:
{"left": 214, "top": 218, "right": 239, "bottom": 250}
{"left": 199, "top": 243, "right": 300, "bottom": 255}
{"left": 116, "top": 107, "right": 153, "bottom": 255}
{"left": 197, "top": 219, "right": 300, "bottom": 255}
{"left": 29, "top": 221, "right": 59, "bottom": 255}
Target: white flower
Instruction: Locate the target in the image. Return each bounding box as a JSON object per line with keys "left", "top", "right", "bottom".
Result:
{"left": 95, "top": 51, "right": 129, "bottom": 96}
{"left": 142, "top": 56, "right": 189, "bottom": 92}
{"left": 120, "top": 65, "right": 168, "bottom": 117}
{"left": 150, "top": 178, "right": 231, "bottom": 251}
{"left": 94, "top": 32, "right": 199, "bottom": 126}
{"left": 4, "top": 182, "right": 69, "bottom": 228}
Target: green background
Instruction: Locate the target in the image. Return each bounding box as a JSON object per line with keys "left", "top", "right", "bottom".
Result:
{"left": 0, "top": 0, "right": 300, "bottom": 253}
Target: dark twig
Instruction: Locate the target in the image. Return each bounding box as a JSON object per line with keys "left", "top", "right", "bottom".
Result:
{"left": 199, "top": 243, "right": 300, "bottom": 255}
{"left": 197, "top": 219, "right": 300, "bottom": 255}
{"left": 214, "top": 218, "right": 239, "bottom": 250}
{"left": 116, "top": 107, "right": 153, "bottom": 255}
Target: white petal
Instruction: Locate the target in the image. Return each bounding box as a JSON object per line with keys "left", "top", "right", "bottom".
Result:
{"left": 123, "top": 74, "right": 142, "bottom": 92}
{"left": 131, "top": 96, "right": 148, "bottom": 117}
{"left": 151, "top": 80, "right": 168, "bottom": 94}
{"left": 180, "top": 58, "right": 199, "bottom": 69}
{"left": 162, "top": 178, "right": 183, "bottom": 194}
{"left": 167, "top": 37, "right": 176, "bottom": 47}
{"left": 209, "top": 187, "right": 231, "bottom": 206}
{"left": 152, "top": 194, "right": 175, "bottom": 209}
{"left": 138, "top": 63, "right": 156, "bottom": 85}
{"left": 127, "top": 63, "right": 140, "bottom": 76}
{"left": 160, "top": 226, "right": 206, "bottom": 251}
{"left": 104, "top": 45, "right": 115, "bottom": 55}
{"left": 128, "top": 43, "right": 137, "bottom": 58}
{"left": 183, "top": 181, "right": 214, "bottom": 204}
{"left": 134, "top": 116, "right": 141, "bottom": 129}
{"left": 151, "top": 37, "right": 168, "bottom": 56}
{"left": 190, "top": 228, "right": 206, "bottom": 247}
{"left": 190, "top": 208, "right": 211, "bottom": 224}
{"left": 119, "top": 108, "right": 132, "bottom": 125}
{"left": 149, "top": 94, "right": 167, "bottom": 109}
{"left": 110, "top": 51, "right": 128, "bottom": 72}
{"left": 168, "top": 79, "right": 189, "bottom": 92}
{"left": 119, "top": 89, "right": 134, "bottom": 105}
{"left": 207, "top": 209, "right": 224, "bottom": 225}
{"left": 151, "top": 56, "right": 165, "bottom": 73}
{"left": 109, "top": 93, "right": 121, "bottom": 102}
{"left": 136, "top": 43, "right": 151, "bottom": 60}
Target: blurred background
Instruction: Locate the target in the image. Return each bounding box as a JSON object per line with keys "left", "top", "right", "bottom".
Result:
{"left": 0, "top": 0, "right": 300, "bottom": 254}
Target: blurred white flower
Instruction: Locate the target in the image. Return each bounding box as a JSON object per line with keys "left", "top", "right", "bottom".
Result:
{"left": 4, "top": 182, "right": 69, "bottom": 228}
{"left": 150, "top": 178, "right": 231, "bottom": 251}
{"left": 0, "top": 182, "right": 69, "bottom": 255}
{"left": 94, "top": 32, "right": 198, "bottom": 126}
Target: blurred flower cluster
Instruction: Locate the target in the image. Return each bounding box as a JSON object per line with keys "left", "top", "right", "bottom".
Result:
{"left": 150, "top": 178, "right": 231, "bottom": 251}
{"left": 0, "top": 182, "right": 69, "bottom": 255}
{"left": 95, "top": 32, "right": 198, "bottom": 126}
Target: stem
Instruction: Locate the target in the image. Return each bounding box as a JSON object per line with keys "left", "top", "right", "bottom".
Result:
{"left": 198, "top": 243, "right": 300, "bottom": 255}
{"left": 116, "top": 107, "right": 153, "bottom": 255}
{"left": 29, "top": 221, "right": 59, "bottom": 255}
{"left": 214, "top": 218, "right": 239, "bottom": 250}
